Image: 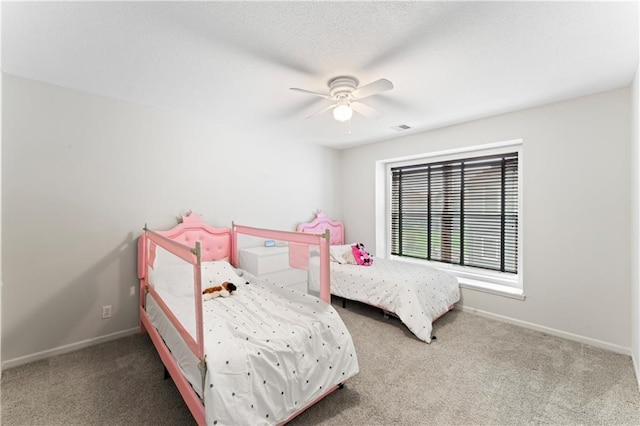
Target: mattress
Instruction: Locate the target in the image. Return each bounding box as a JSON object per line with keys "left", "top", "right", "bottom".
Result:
{"left": 145, "top": 261, "right": 359, "bottom": 426}
{"left": 309, "top": 257, "right": 460, "bottom": 343}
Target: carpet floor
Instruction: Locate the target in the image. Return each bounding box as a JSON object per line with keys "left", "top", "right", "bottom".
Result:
{"left": 2, "top": 300, "right": 639, "bottom": 425}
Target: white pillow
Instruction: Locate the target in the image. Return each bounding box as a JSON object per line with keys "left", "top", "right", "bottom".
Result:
{"left": 329, "top": 245, "right": 357, "bottom": 265}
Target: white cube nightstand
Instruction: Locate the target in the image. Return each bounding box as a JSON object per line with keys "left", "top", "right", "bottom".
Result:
{"left": 238, "top": 246, "right": 308, "bottom": 293}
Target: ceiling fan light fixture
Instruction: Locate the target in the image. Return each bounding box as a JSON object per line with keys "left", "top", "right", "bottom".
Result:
{"left": 333, "top": 104, "right": 353, "bottom": 122}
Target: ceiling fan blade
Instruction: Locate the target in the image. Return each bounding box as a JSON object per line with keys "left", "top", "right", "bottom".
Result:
{"left": 351, "top": 78, "right": 394, "bottom": 100}
{"left": 306, "top": 103, "right": 337, "bottom": 119}
{"left": 290, "top": 87, "right": 330, "bottom": 99}
{"left": 351, "top": 101, "right": 384, "bottom": 119}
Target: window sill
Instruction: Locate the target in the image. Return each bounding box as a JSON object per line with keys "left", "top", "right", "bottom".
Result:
{"left": 457, "top": 277, "right": 525, "bottom": 300}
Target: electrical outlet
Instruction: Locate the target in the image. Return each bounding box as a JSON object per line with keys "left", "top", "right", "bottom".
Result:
{"left": 130, "top": 286, "right": 135, "bottom": 297}
{"left": 102, "top": 305, "right": 112, "bottom": 319}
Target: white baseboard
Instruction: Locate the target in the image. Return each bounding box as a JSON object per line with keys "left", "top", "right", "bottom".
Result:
{"left": 1, "top": 327, "right": 140, "bottom": 371}
{"left": 457, "top": 305, "right": 632, "bottom": 356}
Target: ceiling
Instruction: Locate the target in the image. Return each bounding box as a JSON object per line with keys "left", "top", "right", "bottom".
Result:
{"left": 2, "top": 1, "right": 638, "bottom": 149}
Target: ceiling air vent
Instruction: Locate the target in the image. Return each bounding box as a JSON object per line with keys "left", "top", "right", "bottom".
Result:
{"left": 390, "top": 124, "right": 411, "bottom": 131}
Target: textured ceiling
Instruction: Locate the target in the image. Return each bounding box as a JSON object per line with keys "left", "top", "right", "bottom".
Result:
{"left": 2, "top": 1, "right": 638, "bottom": 149}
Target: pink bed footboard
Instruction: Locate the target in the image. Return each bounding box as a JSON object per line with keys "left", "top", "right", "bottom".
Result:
{"left": 138, "top": 213, "right": 336, "bottom": 425}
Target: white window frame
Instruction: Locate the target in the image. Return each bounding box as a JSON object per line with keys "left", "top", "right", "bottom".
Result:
{"left": 375, "top": 139, "right": 524, "bottom": 300}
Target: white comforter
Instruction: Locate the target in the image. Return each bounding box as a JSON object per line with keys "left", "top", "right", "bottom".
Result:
{"left": 147, "top": 261, "right": 359, "bottom": 426}
{"left": 310, "top": 257, "right": 460, "bottom": 343}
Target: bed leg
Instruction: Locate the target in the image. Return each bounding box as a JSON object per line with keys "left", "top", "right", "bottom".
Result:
{"left": 164, "top": 366, "right": 170, "bottom": 380}
{"left": 342, "top": 298, "right": 346, "bottom": 309}
{"left": 338, "top": 383, "right": 344, "bottom": 390}
{"left": 383, "top": 311, "right": 389, "bottom": 319}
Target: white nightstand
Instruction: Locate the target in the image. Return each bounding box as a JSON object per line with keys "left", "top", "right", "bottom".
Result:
{"left": 238, "top": 246, "right": 308, "bottom": 293}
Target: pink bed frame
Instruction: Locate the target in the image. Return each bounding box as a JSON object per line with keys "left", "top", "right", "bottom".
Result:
{"left": 296, "top": 211, "right": 455, "bottom": 326}
{"left": 137, "top": 212, "right": 334, "bottom": 425}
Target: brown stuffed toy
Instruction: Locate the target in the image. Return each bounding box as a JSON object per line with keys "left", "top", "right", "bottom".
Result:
{"left": 202, "top": 282, "right": 237, "bottom": 300}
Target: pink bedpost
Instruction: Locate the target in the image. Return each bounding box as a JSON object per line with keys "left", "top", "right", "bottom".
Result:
{"left": 193, "top": 242, "right": 204, "bottom": 360}
{"left": 231, "top": 222, "right": 238, "bottom": 267}
{"left": 138, "top": 232, "right": 148, "bottom": 332}
{"left": 319, "top": 229, "right": 331, "bottom": 303}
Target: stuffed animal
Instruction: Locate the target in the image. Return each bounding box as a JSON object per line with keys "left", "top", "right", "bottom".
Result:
{"left": 351, "top": 242, "right": 373, "bottom": 266}
{"left": 202, "top": 281, "right": 237, "bottom": 300}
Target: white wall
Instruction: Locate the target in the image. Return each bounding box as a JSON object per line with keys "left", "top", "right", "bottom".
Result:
{"left": 0, "top": 2, "right": 3, "bottom": 377}
{"left": 632, "top": 53, "right": 640, "bottom": 386}
{"left": 1, "top": 75, "right": 342, "bottom": 367}
{"left": 342, "top": 88, "right": 632, "bottom": 352}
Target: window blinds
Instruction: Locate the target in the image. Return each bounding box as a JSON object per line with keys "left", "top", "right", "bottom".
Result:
{"left": 391, "top": 152, "right": 518, "bottom": 274}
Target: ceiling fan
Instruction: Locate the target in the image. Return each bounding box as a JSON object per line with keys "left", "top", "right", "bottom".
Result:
{"left": 290, "top": 76, "right": 394, "bottom": 121}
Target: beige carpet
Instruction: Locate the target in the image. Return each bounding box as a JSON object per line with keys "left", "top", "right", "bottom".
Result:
{"left": 2, "top": 300, "right": 640, "bottom": 425}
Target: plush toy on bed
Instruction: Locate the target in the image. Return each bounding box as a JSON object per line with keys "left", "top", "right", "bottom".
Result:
{"left": 351, "top": 242, "right": 373, "bottom": 266}
{"left": 202, "top": 282, "right": 237, "bottom": 300}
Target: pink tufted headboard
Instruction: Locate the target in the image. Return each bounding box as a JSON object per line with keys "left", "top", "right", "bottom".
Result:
{"left": 137, "top": 212, "right": 232, "bottom": 279}
{"left": 296, "top": 211, "right": 344, "bottom": 246}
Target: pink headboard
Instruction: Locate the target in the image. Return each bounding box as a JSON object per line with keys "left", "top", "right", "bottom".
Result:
{"left": 296, "top": 211, "right": 344, "bottom": 245}
{"left": 137, "top": 212, "right": 232, "bottom": 279}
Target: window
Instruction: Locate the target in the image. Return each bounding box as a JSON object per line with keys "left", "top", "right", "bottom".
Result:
{"left": 386, "top": 145, "right": 521, "bottom": 295}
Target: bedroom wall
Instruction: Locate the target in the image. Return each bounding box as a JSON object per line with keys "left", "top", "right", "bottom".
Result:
{"left": 1, "top": 74, "right": 342, "bottom": 367}
{"left": 341, "top": 87, "right": 632, "bottom": 352}
{"left": 632, "top": 61, "right": 640, "bottom": 385}
{"left": 0, "top": 3, "right": 3, "bottom": 376}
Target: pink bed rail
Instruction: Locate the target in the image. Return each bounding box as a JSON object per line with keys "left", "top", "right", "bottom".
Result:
{"left": 144, "top": 230, "right": 204, "bottom": 360}
{"left": 232, "top": 223, "right": 332, "bottom": 303}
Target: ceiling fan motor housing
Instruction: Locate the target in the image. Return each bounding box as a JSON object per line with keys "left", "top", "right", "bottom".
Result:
{"left": 328, "top": 76, "right": 359, "bottom": 99}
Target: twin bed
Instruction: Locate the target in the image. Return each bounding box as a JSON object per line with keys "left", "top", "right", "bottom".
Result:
{"left": 138, "top": 211, "right": 459, "bottom": 425}
{"left": 298, "top": 212, "right": 460, "bottom": 344}
{"left": 138, "top": 213, "right": 359, "bottom": 426}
